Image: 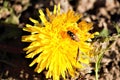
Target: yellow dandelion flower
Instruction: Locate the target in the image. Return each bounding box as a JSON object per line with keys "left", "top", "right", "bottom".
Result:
{"left": 22, "top": 4, "right": 97, "bottom": 80}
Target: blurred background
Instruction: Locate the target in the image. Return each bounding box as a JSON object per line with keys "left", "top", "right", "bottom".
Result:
{"left": 0, "top": 0, "right": 120, "bottom": 80}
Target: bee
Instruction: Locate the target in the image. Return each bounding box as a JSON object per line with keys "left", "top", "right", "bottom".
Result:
{"left": 67, "top": 30, "right": 80, "bottom": 42}
{"left": 67, "top": 30, "right": 80, "bottom": 61}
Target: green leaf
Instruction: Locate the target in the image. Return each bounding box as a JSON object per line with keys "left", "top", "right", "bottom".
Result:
{"left": 5, "top": 13, "right": 20, "bottom": 24}
{"left": 99, "top": 28, "right": 109, "bottom": 37}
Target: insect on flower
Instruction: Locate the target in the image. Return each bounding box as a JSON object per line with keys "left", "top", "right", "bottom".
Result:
{"left": 67, "top": 31, "right": 80, "bottom": 61}
{"left": 67, "top": 30, "right": 80, "bottom": 42}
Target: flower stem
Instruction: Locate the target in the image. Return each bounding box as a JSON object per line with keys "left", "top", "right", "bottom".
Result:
{"left": 95, "top": 58, "right": 99, "bottom": 80}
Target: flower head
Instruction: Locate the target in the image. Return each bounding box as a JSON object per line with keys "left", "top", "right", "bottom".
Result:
{"left": 22, "top": 4, "right": 97, "bottom": 80}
